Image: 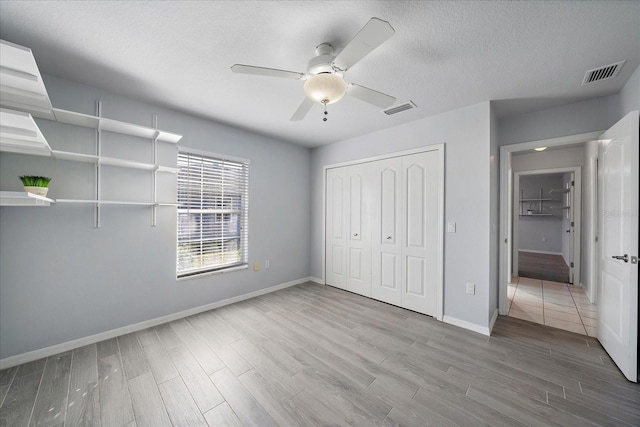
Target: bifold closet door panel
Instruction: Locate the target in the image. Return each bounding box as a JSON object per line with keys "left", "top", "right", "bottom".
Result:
{"left": 346, "top": 164, "right": 372, "bottom": 296}
{"left": 401, "top": 151, "right": 440, "bottom": 317}
{"left": 325, "top": 167, "right": 348, "bottom": 289}
{"left": 371, "top": 157, "right": 402, "bottom": 305}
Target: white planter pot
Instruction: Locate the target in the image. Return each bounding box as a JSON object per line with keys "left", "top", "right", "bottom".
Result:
{"left": 23, "top": 186, "right": 49, "bottom": 197}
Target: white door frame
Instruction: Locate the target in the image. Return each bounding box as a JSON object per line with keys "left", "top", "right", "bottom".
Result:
{"left": 512, "top": 167, "right": 582, "bottom": 284}
{"left": 322, "top": 144, "right": 445, "bottom": 321}
{"left": 499, "top": 132, "right": 601, "bottom": 315}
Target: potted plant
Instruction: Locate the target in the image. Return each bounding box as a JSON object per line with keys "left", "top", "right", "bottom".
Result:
{"left": 19, "top": 175, "right": 51, "bottom": 197}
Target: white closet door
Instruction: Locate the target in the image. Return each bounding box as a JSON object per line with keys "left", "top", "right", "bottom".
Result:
{"left": 346, "top": 164, "right": 372, "bottom": 296}
{"left": 325, "top": 167, "right": 348, "bottom": 289}
{"left": 401, "top": 151, "right": 440, "bottom": 316}
{"left": 371, "top": 157, "right": 402, "bottom": 305}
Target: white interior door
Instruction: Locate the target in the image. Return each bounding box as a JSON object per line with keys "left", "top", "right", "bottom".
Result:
{"left": 346, "top": 164, "right": 372, "bottom": 296}
{"left": 371, "top": 157, "right": 402, "bottom": 305}
{"left": 597, "top": 111, "right": 639, "bottom": 382}
{"left": 325, "top": 167, "right": 347, "bottom": 289}
{"left": 401, "top": 151, "right": 440, "bottom": 317}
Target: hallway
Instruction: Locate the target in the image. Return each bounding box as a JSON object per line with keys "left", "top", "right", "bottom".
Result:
{"left": 507, "top": 277, "right": 597, "bottom": 337}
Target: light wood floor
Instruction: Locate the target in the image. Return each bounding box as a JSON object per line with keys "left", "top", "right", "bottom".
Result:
{"left": 1, "top": 282, "right": 638, "bottom": 426}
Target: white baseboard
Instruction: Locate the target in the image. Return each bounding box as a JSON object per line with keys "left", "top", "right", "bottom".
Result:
{"left": 518, "top": 249, "right": 562, "bottom": 256}
{"left": 309, "top": 276, "right": 324, "bottom": 285}
{"left": 0, "top": 277, "right": 312, "bottom": 370}
{"left": 488, "top": 308, "right": 499, "bottom": 334}
{"left": 443, "top": 315, "right": 491, "bottom": 336}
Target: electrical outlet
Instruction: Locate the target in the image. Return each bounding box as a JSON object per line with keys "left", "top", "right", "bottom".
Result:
{"left": 253, "top": 262, "right": 260, "bottom": 271}
{"left": 447, "top": 222, "right": 456, "bottom": 233}
{"left": 265, "top": 260, "right": 270, "bottom": 269}
{"left": 466, "top": 282, "right": 475, "bottom": 295}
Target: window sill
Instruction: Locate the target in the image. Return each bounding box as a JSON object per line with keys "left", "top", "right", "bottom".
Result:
{"left": 176, "top": 264, "right": 248, "bottom": 281}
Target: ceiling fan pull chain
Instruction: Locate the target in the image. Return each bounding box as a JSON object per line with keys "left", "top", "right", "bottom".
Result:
{"left": 322, "top": 99, "right": 329, "bottom": 122}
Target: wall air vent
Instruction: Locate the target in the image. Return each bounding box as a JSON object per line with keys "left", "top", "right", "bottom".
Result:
{"left": 582, "top": 60, "right": 626, "bottom": 86}
{"left": 383, "top": 101, "right": 416, "bottom": 115}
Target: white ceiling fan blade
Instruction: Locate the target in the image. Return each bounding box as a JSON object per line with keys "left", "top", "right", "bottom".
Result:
{"left": 347, "top": 84, "right": 396, "bottom": 108}
{"left": 290, "top": 98, "right": 314, "bottom": 121}
{"left": 231, "top": 64, "right": 304, "bottom": 80}
{"left": 333, "top": 18, "right": 395, "bottom": 71}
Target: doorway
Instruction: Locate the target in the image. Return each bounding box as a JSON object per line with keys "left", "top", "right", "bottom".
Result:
{"left": 498, "top": 132, "right": 602, "bottom": 336}
{"left": 513, "top": 168, "right": 580, "bottom": 285}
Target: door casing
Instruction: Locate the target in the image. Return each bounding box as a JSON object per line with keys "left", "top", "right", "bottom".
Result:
{"left": 499, "top": 132, "right": 602, "bottom": 315}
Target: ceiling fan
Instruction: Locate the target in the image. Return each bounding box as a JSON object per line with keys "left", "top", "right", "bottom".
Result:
{"left": 231, "top": 17, "right": 396, "bottom": 121}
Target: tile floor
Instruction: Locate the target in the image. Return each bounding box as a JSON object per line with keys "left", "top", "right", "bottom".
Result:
{"left": 507, "top": 276, "right": 598, "bottom": 337}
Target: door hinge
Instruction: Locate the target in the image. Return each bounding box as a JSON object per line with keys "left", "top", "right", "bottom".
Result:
{"left": 595, "top": 236, "right": 598, "bottom": 242}
{"left": 571, "top": 181, "right": 575, "bottom": 186}
{"left": 571, "top": 221, "right": 574, "bottom": 227}
{"left": 570, "top": 262, "right": 574, "bottom": 268}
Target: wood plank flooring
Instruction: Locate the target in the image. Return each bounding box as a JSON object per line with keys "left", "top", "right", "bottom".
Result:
{"left": 518, "top": 251, "right": 570, "bottom": 283}
{"left": 0, "top": 282, "right": 638, "bottom": 426}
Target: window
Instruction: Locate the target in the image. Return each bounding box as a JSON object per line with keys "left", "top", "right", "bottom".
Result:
{"left": 177, "top": 150, "right": 249, "bottom": 278}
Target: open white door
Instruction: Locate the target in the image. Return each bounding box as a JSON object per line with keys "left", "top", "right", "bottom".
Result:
{"left": 598, "top": 111, "right": 639, "bottom": 382}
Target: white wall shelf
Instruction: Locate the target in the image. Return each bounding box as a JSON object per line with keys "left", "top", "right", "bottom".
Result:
{"left": 549, "top": 188, "right": 570, "bottom": 194}
{"left": 56, "top": 199, "right": 177, "bottom": 206}
{"left": 0, "top": 40, "right": 54, "bottom": 119}
{"left": 0, "top": 108, "right": 51, "bottom": 156}
{"left": 1, "top": 40, "right": 182, "bottom": 225}
{"left": 51, "top": 150, "right": 178, "bottom": 173}
{"left": 0, "top": 191, "right": 54, "bottom": 206}
{"left": 52, "top": 108, "right": 182, "bottom": 144}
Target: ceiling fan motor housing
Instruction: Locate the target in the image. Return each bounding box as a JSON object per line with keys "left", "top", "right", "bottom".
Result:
{"left": 307, "top": 43, "right": 342, "bottom": 76}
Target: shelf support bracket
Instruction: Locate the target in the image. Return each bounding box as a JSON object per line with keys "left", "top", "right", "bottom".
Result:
{"left": 94, "top": 100, "right": 102, "bottom": 228}
{"left": 151, "top": 114, "right": 158, "bottom": 227}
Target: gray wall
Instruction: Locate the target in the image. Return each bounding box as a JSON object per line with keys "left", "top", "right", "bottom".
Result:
{"left": 0, "top": 75, "right": 311, "bottom": 359}
{"left": 615, "top": 64, "right": 640, "bottom": 118}
{"left": 498, "top": 95, "right": 616, "bottom": 146}
{"left": 311, "top": 102, "right": 493, "bottom": 329}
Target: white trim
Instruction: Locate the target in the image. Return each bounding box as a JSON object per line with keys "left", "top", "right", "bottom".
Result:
{"left": 177, "top": 145, "right": 250, "bottom": 165}
{"left": 499, "top": 131, "right": 601, "bottom": 316}
{"left": 322, "top": 143, "right": 445, "bottom": 321}
{"left": 176, "top": 264, "right": 248, "bottom": 281}
{"left": 518, "top": 249, "right": 563, "bottom": 256}
{"left": 0, "top": 277, "right": 311, "bottom": 370}
{"left": 489, "top": 309, "right": 499, "bottom": 334}
{"left": 309, "top": 276, "right": 324, "bottom": 285}
{"left": 324, "top": 145, "right": 444, "bottom": 171}
{"left": 443, "top": 315, "right": 491, "bottom": 336}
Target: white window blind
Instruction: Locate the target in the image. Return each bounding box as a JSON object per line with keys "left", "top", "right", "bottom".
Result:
{"left": 177, "top": 150, "right": 249, "bottom": 278}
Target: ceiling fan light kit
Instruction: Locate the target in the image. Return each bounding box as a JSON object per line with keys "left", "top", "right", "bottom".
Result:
{"left": 303, "top": 73, "right": 347, "bottom": 105}
{"left": 231, "top": 17, "right": 397, "bottom": 121}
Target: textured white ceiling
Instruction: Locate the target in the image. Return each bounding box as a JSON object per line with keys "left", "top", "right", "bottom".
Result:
{"left": 1, "top": 1, "right": 638, "bottom": 147}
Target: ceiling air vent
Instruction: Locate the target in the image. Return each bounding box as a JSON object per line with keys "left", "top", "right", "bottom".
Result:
{"left": 383, "top": 101, "right": 416, "bottom": 116}
{"left": 582, "top": 60, "right": 626, "bottom": 86}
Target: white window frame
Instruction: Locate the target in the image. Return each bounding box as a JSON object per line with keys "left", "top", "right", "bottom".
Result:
{"left": 176, "top": 147, "right": 249, "bottom": 279}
